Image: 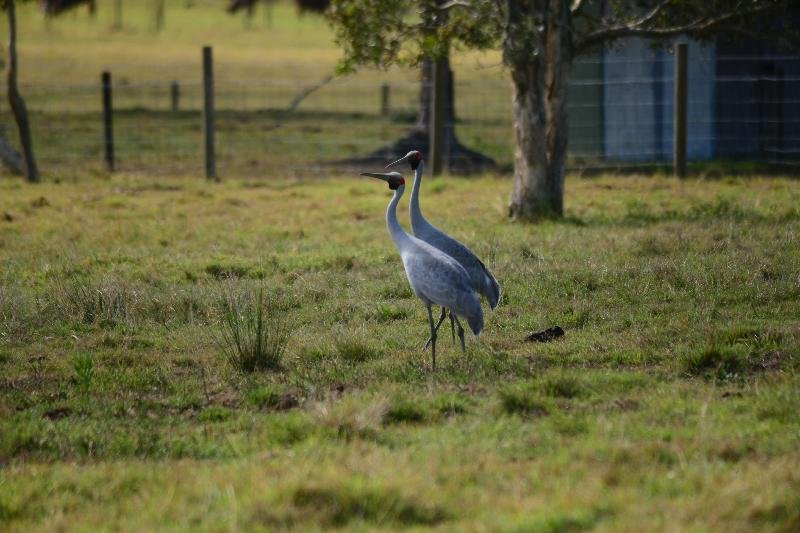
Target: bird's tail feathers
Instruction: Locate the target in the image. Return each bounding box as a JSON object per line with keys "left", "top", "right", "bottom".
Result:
{"left": 484, "top": 271, "right": 501, "bottom": 310}
{"left": 466, "top": 312, "right": 483, "bottom": 336}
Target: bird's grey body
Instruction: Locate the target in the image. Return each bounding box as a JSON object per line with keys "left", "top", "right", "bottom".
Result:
{"left": 360, "top": 171, "right": 483, "bottom": 368}
{"left": 385, "top": 182, "right": 484, "bottom": 337}
{"left": 399, "top": 156, "right": 501, "bottom": 310}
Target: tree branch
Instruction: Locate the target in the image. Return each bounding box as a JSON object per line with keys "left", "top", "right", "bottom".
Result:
{"left": 570, "top": 0, "right": 586, "bottom": 16}
{"left": 575, "top": 3, "right": 773, "bottom": 53}
{"left": 437, "top": 0, "right": 470, "bottom": 10}
{"left": 632, "top": 0, "right": 673, "bottom": 28}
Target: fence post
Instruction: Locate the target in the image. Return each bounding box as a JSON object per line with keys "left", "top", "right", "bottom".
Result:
{"left": 673, "top": 42, "right": 688, "bottom": 178}
{"left": 171, "top": 81, "right": 180, "bottom": 112}
{"left": 380, "top": 82, "right": 390, "bottom": 116}
{"left": 202, "top": 46, "right": 217, "bottom": 181}
{"left": 113, "top": 0, "right": 123, "bottom": 29}
{"left": 101, "top": 71, "right": 115, "bottom": 172}
{"left": 429, "top": 58, "right": 446, "bottom": 176}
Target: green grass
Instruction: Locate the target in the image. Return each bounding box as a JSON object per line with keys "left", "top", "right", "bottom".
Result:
{"left": 0, "top": 173, "right": 799, "bottom": 530}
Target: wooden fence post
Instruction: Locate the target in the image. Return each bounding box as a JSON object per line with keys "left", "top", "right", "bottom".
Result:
{"left": 113, "top": 0, "right": 123, "bottom": 29}
{"left": 171, "top": 81, "right": 180, "bottom": 112}
{"left": 429, "top": 58, "right": 446, "bottom": 176}
{"left": 673, "top": 42, "right": 688, "bottom": 178}
{"left": 202, "top": 46, "right": 217, "bottom": 181}
{"left": 101, "top": 71, "right": 115, "bottom": 172}
{"left": 380, "top": 82, "right": 390, "bottom": 116}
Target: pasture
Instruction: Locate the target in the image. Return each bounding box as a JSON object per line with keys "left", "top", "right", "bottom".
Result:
{"left": 2, "top": 1, "right": 800, "bottom": 530}
{"left": 1, "top": 173, "right": 799, "bottom": 530}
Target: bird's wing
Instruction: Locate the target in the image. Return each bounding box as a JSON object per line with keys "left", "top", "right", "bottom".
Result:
{"left": 418, "top": 226, "right": 500, "bottom": 307}
{"left": 402, "top": 247, "right": 473, "bottom": 312}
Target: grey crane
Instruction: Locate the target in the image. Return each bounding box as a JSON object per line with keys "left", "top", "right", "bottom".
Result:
{"left": 360, "top": 170, "right": 483, "bottom": 369}
{"left": 386, "top": 150, "right": 500, "bottom": 347}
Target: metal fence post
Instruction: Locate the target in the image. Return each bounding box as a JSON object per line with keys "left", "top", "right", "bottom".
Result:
{"left": 202, "top": 46, "right": 217, "bottom": 181}
{"left": 673, "top": 42, "right": 688, "bottom": 178}
{"left": 171, "top": 81, "right": 180, "bottom": 112}
{"left": 101, "top": 71, "right": 114, "bottom": 172}
{"left": 429, "top": 58, "right": 446, "bottom": 176}
{"left": 380, "top": 82, "right": 390, "bottom": 116}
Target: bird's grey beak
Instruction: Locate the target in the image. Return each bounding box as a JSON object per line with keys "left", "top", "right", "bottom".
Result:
{"left": 385, "top": 154, "right": 410, "bottom": 169}
{"left": 360, "top": 172, "right": 392, "bottom": 182}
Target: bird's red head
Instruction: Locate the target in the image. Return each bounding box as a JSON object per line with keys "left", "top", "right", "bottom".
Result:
{"left": 406, "top": 150, "right": 423, "bottom": 170}
{"left": 386, "top": 150, "right": 424, "bottom": 170}
{"left": 388, "top": 175, "right": 406, "bottom": 190}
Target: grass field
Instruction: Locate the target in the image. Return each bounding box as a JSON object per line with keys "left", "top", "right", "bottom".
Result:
{"left": 1, "top": 172, "right": 799, "bottom": 530}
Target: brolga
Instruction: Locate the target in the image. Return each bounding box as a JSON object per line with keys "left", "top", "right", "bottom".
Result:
{"left": 386, "top": 150, "right": 500, "bottom": 349}
{"left": 360, "top": 170, "right": 483, "bottom": 369}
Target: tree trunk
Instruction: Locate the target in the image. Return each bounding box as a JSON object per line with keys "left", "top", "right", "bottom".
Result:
{"left": 0, "top": 129, "right": 24, "bottom": 175}
{"left": 506, "top": 0, "right": 571, "bottom": 218}
{"left": 353, "top": 54, "right": 495, "bottom": 174}
{"left": 6, "top": 0, "right": 40, "bottom": 183}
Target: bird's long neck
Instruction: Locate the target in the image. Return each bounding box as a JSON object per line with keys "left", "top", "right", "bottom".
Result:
{"left": 409, "top": 160, "right": 427, "bottom": 233}
{"left": 386, "top": 184, "right": 412, "bottom": 251}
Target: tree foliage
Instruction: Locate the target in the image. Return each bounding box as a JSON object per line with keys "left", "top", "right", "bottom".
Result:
{"left": 330, "top": 0, "right": 798, "bottom": 72}
{"left": 328, "top": 0, "right": 496, "bottom": 73}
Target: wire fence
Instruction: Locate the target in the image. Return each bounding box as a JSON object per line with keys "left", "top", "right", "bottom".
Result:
{"left": 1, "top": 53, "right": 799, "bottom": 178}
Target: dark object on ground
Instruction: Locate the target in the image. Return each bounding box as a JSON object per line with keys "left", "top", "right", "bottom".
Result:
{"left": 351, "top": 128, "right": 497, "bottom": 175}
{"left": 525, "top": 326, "right": 565, "bottom": 343}
{"left": 2, "top": 212, "right": 13, "bottom": 222}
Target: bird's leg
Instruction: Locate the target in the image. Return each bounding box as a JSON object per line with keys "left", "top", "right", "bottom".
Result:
{"left": 426, "top": 305, "right": 437, "bottom": 370}
{"left": 424, "top": 307, "right": 447, "bottom": 350}
{"left": 452, "top": 314, "right": 466, "bottom": 354}
{"left": 449, "top": 310, "right": 456, "bottom": 345}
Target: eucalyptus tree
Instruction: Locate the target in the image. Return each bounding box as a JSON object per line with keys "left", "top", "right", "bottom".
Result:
{"left": 2, "top": 0, "right": 38, "bottom": 182}
{"left": 330, "top": 0, "right": 799, "bottom": 218}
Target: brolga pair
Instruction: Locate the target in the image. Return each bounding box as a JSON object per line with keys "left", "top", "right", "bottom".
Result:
{"left": 361, "top": 151, "right": 500, "bottom": 369}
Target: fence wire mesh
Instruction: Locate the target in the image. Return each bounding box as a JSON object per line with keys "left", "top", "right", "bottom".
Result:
{"left": 1, "top": 54, "right": 799, "bottom": 178}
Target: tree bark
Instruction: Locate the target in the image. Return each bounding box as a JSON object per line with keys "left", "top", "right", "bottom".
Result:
{"left": 506, "top": 0, "right": 571, "bottom": 218}
{"left": 0, "top": 129, "right": 24, "bottom": 175}
{"left": 6, "top": 0, "right": 40, "bottom": 183}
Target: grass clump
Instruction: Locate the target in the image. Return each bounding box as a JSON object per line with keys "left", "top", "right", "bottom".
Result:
{"left": 291, "top": 483, "right": 449, "bottom": 527}
{"left": 432, "top": 394, "right": 470, "bottom": 416}
{"left": 499, "top": 384, "right": 553, "bottom": 416}
{"left": 246, "top": 384, "right": 299, "bottom": 411}
{"left": 217, "top": 285, "right": 293, "bottom": 373}
{"left": 384, "top": 398, "right": 427, "bottom": 425}
{"left": 543, "top": 374, "right": 586, "bottom": 399}
{"left": 683, "top": 346, "right": 746, "bottom": 379}
{"left": 198, "top": 406, "right": 233, "bottom": 423}
{"left": 335, "top": 336, "right": 380, "bottom": 363}
{"left": 374, "top": 304, "right": 409, "bottom": 323}
{"left": 682, "top": 327, "right": 792, "bottom": 379}
{"left": 71, "top": 352, "right": 94, "bottom": 392}
{"left": 313, "top": 394, "right": 388, "bottom": 441}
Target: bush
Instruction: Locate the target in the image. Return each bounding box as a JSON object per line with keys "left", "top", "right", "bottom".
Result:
{"left": 217, "top": 285, "right": 293, "bottom": 372}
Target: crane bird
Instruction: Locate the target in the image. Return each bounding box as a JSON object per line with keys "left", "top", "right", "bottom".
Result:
{"left": 386, "top": 150, "right": 500, "bottom": 348}
{"left": 360, "top": 170, "right": 483, "bottom": 369}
